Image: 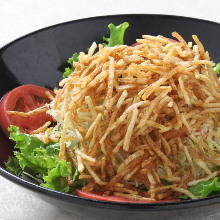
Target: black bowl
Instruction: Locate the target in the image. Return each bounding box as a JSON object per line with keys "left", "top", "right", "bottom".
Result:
{"left": 1, "top": 14, "right": 220, "bottom": 219}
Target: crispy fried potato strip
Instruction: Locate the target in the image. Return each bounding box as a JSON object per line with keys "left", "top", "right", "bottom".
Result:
{"left": 43, "top": 33, "right": 220, "bottom": 200}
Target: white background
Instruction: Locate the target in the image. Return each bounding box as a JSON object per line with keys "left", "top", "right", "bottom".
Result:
{"left": 1, "top": 0, "right": 220, "bottom": 219}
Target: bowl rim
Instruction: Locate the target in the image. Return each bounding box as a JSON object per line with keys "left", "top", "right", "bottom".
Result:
{"left": 1, "top": 13, "right": 220, "bottom": 210}
{"left": 1, "top": 166, "right": 220, "bottom": 210}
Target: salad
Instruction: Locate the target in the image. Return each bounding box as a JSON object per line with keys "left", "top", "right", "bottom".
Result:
{"left": 1, "top": 22, "right": 220, "bottom": 203}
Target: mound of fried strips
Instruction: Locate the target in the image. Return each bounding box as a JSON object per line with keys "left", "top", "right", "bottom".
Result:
{"left": 35, "top": 32, "right": 220, "bottom": 201}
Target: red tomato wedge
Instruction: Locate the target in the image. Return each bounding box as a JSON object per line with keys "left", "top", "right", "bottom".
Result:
{"left": 76, "top": 190, "right": 179, "bottom": 203}
{"left": 0, "top": 85, "right": 55, "bottom": 136}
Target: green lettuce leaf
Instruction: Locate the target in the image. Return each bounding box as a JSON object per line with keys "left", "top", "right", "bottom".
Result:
{"left": 63, "top": 53, "right": 79, "bottom": 78}
{"left": 9, "top": 125, "right": 60, "bottom": 175}
{"left": 41, "top": 160, "right": 71, "bottom": 193}
{"left": 181, "top": 177, "right": 220, "bottom": 199}
{"left": 7, "top": 125, "right": 84, "bottom": 193}
{"left": 214, "top": 63, "right": 220, "bottom": 75}
{"left": 102, "top": 22, "right": 129, "bottom": 47}
{"left": 5, "top": 156, "right": 22, "bottom": 176}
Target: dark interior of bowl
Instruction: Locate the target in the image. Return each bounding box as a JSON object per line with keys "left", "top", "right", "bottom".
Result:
{"left": 1, "top": 14, "right": 220, "bottom": 214}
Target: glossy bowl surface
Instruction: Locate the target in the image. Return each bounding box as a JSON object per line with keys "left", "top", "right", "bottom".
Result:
{"left": 1, "top": 14, "right": 220, "bottom": 219}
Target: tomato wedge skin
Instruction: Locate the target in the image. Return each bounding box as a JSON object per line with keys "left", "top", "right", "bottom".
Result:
{"left": 76, "top": 190, "right": 179, "bottom": 203}
{"left": 0, "top": 84, "right": 55, "bottom": 136}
